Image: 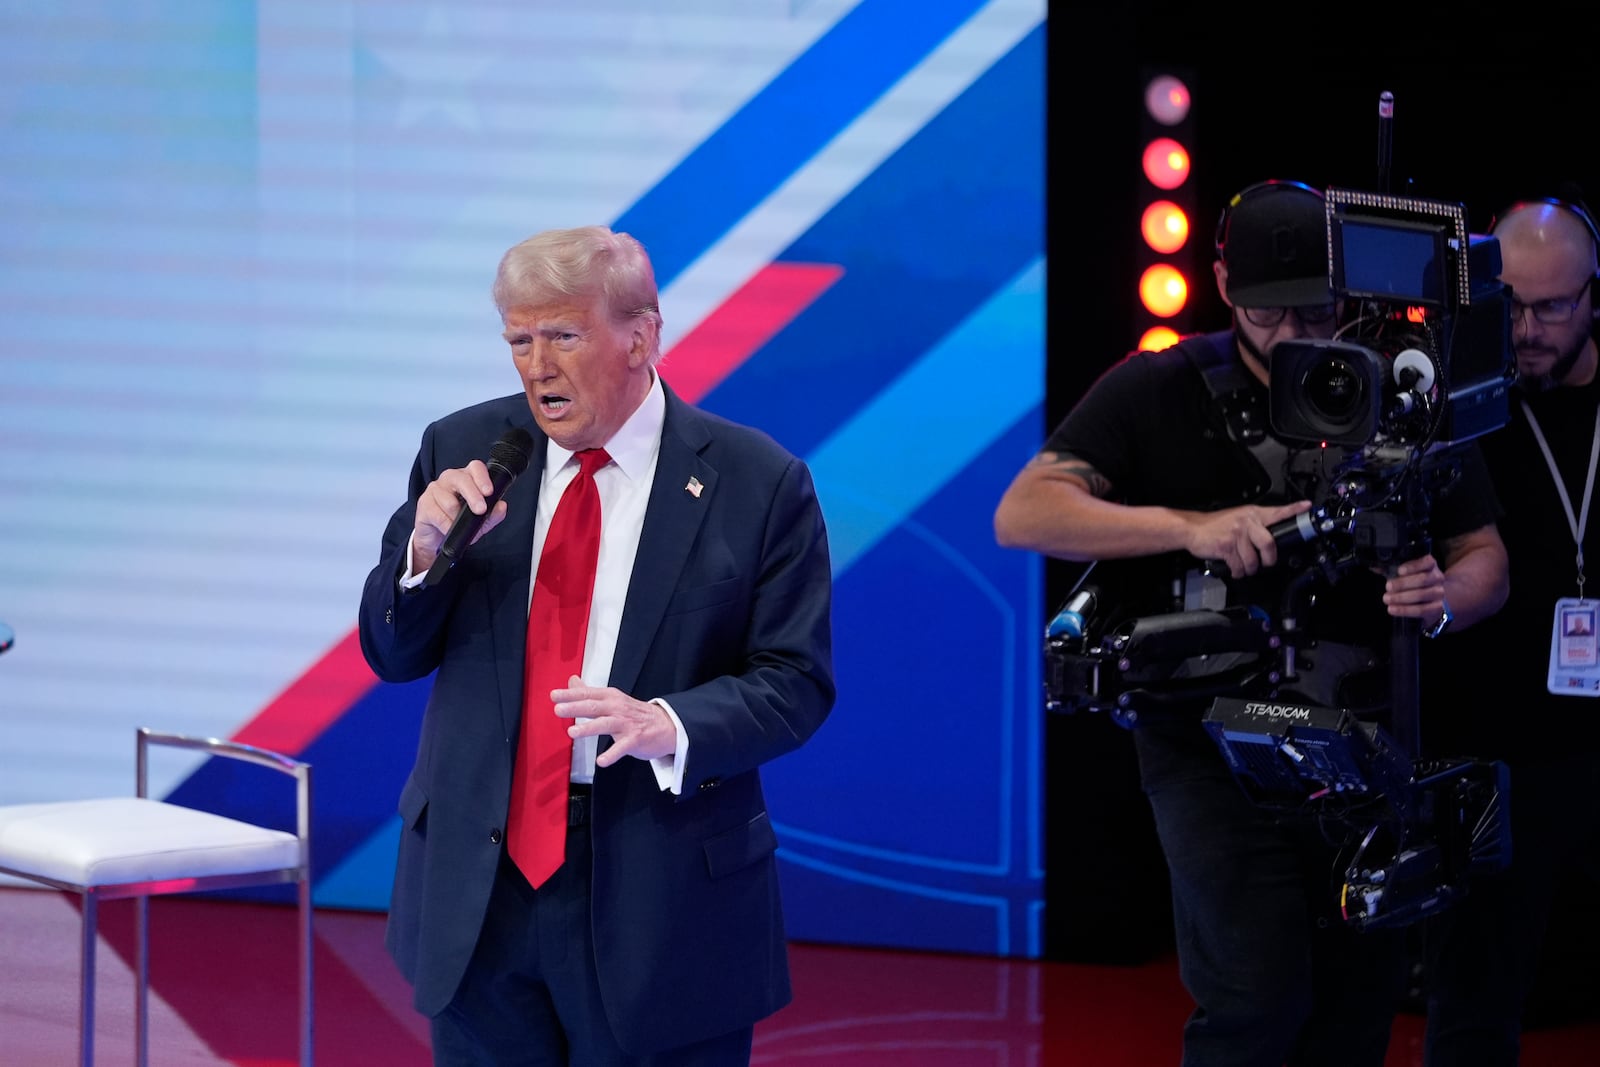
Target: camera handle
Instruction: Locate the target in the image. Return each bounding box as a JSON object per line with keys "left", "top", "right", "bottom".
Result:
{"left": 1387, "top": 511, "right": 1435, "bottom": 759}
{"left": 1391, "top": 615, "right": 1422, "bottom": 759}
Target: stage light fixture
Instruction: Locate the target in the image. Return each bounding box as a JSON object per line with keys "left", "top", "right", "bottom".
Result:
{"left": 1144, "top": 74, "right": 1191, "bottom": 126}
{"left": 1139, "top": 264, "right": 1188, "bottom": 318}
{"left": 1141, "top": 138, "right": 1190, "bottom": 191}
{"left": 1139, "top": 325, "right": 1181, "bottom": 352}
{"left": 1141, "top": 200, "right": 1190, "bottom": 254}
{"left": 1132, "top": 67, "right": 1198, "bottom": 352}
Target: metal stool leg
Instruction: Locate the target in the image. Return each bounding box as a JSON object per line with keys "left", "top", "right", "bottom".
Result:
{"left": 299, "top": 876, "right": 314, "bottom": 1065}
{"left": 80, "top": 892, "right": 97, "bottom": 1067}
{"left": 136, "top": 894, "right": 150, "bottom": 1067}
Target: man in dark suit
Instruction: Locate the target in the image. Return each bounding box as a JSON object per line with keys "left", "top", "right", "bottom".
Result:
{"left": 358, "top": 225, "right": 836, "bottom": 1065}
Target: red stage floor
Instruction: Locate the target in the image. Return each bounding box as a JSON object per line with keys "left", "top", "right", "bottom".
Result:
{"left": 1, "top": 887, "right": 1595, "bottom": 1065}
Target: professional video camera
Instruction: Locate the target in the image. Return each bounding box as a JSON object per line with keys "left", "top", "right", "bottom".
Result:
{"left": 1042, "top": 178, "right": 1516, "bottom": 931}
{"left": 1266, "top": 187, "right": 1515, "bottom": 583}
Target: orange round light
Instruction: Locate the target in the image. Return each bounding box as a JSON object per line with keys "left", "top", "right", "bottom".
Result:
{"left": 1144, "top": 75, "right": 1191, "bottom": 126}
{"left": 1139, "top": 264, "right": 1188, "bottom": 317}
{"left": 1139, "top": 325, "right": 1181, "bottom": 352}
{"left": 1141, "top": 200, "right": 1190, "bottom": 254}
{"left": 1142, "top": 138, "right": 1190, "bottom": 190}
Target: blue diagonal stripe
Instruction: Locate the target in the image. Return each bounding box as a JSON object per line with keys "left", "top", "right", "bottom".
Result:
{"left": 612, "top": 0, "right": 990, "bottom": 287}
{"left": 698, "top": 21, "right": 1044, "bottom": 457}
{"left": 810, "top": 257, "right": 1045, "bottom": 572}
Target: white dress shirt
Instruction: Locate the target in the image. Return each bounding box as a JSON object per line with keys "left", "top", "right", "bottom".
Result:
{"left": 402, "top": 371, "right": 689, "bottom": 793}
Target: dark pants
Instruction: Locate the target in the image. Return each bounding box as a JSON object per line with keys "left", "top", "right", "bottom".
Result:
{"left": 431, "top": 798, "right": 754, "bottom": 1067}
{"left": 1424, "top": 755, "right": 1600, "bottom": 1066}
{"left": 1135, "top": 725, "right": 1407, "bottom": 1067}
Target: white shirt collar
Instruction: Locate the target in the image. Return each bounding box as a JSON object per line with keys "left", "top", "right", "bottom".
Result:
{"left": 544, "top": 370, "right": 665, "bottom": 483}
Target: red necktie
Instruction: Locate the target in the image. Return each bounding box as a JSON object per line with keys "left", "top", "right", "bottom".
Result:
{"left": 507, "top": 447, "right": 610, "bottom": 888}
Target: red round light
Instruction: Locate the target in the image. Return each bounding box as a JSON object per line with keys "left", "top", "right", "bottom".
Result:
{"left": 1142, "top": 138, "right": 1191, "bottom": 191}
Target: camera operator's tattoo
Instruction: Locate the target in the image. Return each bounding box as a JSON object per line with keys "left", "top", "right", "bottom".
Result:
{"left": 1038, "top": 450, "right": 1112, "bottom": 498}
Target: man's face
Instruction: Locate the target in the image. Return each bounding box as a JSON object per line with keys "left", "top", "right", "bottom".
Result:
{"left": 1214, "top": 260, "right": 1339, "bottom": 382}
{"left": 1500, "top": 248, "right": 1595, "bottom": 389}
{"left": 503, "top": 299, "right": 651, "bottom": 452}
{"left": 1232, "top": 302, "right": 1340, "bottom": 377}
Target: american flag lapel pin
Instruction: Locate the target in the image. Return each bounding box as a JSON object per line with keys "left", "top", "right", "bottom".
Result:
{"left": 685, "top": 476, "right": 704, "bottom": 499}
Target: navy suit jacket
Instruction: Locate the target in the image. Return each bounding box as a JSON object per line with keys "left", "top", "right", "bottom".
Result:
{"left": 358, "top": 383, "right": 835, "bottom": 1054}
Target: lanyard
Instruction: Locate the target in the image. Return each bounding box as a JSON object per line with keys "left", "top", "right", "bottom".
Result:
{"left": 1520, "top": 397, "right": 1600, "bottom": 599}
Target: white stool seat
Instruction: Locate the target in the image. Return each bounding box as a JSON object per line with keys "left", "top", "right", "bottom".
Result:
{"left": 0, "top": 797, "right": 300, "bottom": 888}
{"left": 0, "top": 729, "right": 314, "bottom": 1066}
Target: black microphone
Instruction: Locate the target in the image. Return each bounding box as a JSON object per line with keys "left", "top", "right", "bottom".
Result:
{"left": 423, "top": 428, "right": 535, "bottom": 587}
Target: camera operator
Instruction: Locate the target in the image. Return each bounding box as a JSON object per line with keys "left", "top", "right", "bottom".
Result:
{"left": 995, "top": 179, "right": 1508, "bottom": 1067}
{"left": 1421, "top": 194, "right": 1600, "bottom": 1066}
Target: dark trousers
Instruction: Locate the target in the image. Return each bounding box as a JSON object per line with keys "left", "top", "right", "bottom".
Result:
{"left": 431, "top": 805, "right": 754, "bottom": 1067}
{"left": 1424, "top": 755, "right": 1600, "bottom": 1066}
{"left": 1135, "top": 726, "right": 1408, "bottom": 1067}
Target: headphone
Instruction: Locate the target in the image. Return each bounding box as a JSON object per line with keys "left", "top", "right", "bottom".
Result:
{"left": 1488, "top": 193, "right": 1600, "bottom": 289}
{"left": 1213, "top": 178, "right": 1324, "bottom": 260}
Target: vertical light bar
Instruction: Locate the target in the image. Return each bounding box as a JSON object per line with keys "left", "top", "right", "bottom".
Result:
{"left": 1135, "top": 68, "right": 1195, "bottom": 352}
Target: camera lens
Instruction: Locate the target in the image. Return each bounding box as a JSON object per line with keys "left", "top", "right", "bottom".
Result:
{"left": 1303, "top": 356, "right": 1367, "bottom": 425}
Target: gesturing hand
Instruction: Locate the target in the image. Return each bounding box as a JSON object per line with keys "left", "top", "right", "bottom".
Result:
{"left": 553, "top": 676, "right": 677, "bottom": 766}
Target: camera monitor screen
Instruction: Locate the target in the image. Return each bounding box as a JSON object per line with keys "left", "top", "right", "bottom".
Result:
{"left": 1332, "top": 214, "right": 1449, "bottom": 306}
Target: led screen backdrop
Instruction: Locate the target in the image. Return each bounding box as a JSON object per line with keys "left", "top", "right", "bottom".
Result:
{"left": 0, "top": 0, "right": 1046, "bottom": 957}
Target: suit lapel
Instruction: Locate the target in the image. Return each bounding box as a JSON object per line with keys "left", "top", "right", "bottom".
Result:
{"left": 491, "top": 411, "right": 546, "bottom": 741}
{"left": 609, "top": 389, "right": 715, "bottom": 694}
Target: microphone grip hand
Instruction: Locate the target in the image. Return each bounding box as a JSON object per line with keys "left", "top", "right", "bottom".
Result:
{"left": 418, "top": 428, "right": 535, "bottom": 588}
{"left": 423, "top": 489, "right": 511, "bottom": 587}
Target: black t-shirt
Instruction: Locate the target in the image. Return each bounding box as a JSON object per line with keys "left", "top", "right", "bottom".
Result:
{"left": 1423, "top": 371, "right": 1600, "bottom": 765}
{"left": 1047, "top": 330, "right": 1500, "bottom": 700}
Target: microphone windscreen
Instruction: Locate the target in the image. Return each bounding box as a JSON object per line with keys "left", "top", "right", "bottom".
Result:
{"left": 488, "top": 428, "right": 535, "bottom": 476}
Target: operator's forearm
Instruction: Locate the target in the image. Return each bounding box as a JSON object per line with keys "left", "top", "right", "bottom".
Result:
{"left": 994, "top": 462, "right": 1198, "bottom": 562}
{"left": 1439, "top": 525, "right": 1510, "bottom": 631}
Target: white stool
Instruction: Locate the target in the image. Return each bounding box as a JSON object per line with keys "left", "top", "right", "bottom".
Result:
{"left": 0, "top": 728, "right": 313, "bottom": 1066}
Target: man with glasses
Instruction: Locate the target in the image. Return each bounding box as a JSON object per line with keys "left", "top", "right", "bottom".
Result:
{"left": 1421, "top": 196, "right": 1600, "bottom": 1066}
{"left": 995, "top": 179, "right": 1508, "bottom": 1067}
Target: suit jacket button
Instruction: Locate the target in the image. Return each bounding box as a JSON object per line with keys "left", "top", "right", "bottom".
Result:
{"left": 489, "top": 828, "right": 503, "bottom": 844}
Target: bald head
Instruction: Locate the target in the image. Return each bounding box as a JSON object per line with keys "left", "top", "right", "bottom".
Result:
{"left": 1493, "top": 201, "right": 1598, "bottom": 275}
{"left": 1493, "top": 200, "right": 1600, "bottom": 390}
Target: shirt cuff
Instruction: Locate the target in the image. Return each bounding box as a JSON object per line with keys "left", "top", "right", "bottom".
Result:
{"left": 649, "top": 697, "right": 689, "bottom": 795}
{"left": 399, "top": 532, "right": 426, "bottom": 590}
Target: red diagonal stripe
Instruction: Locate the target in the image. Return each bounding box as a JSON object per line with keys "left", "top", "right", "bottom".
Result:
{"left": 662, "top": 261, "right": 844, "bottom": 402}
{"left": 231, "top": 629, "right": 377, "bottom": 755}
{"left": 231, "top": 262, "right": 841, "bottom": 757}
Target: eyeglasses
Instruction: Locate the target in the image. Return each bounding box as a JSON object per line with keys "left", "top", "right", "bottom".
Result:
{"left": 1240, "top": 303, "right": 1337, "bottom": 328}
{"left": 1508, "top": 276, "right": 1594, "bottom": 325}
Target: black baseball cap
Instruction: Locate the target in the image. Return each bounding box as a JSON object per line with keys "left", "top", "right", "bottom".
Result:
{"left": 1218, "top": 181, "right": 1333, "bottom": 308}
